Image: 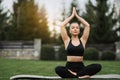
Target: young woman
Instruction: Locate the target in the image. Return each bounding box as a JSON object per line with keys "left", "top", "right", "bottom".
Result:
{"left": 55, "top": 7, "right": 102, "bottom": 78}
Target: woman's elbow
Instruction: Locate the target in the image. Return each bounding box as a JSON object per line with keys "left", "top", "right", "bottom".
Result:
{"left": 85, "top": 24, "right": 90, "bottom": 28}
{"left": 87, "top": 23, "right": 90, "bottom": 27}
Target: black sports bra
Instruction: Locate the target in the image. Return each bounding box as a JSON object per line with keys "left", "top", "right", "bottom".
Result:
{"left": 66, "top": 39, "right": 84, "bottom": 56}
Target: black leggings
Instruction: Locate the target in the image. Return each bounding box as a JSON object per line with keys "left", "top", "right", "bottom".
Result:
{"left": 55, "top": 62, "right": 102, "bottom": 78}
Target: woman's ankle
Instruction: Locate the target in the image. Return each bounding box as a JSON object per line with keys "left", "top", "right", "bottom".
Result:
{"left": 78, "top": 75, "right": 90, "bottom": 78}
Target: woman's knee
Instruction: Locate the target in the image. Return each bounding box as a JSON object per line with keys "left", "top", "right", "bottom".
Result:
{"left": 55, "top": 66, "right": 78, "bottom": 78}
{"left": 55, "top": 66, "right": 65, "bottom": 74}
{"left": 95, "top": 64, "right": 102, "bottom": 71}
{"left": 89, "top": 64, "right": 102, "bottom": 69}
{"left": 83, "top": 64, "right": 102, "bottom": 76}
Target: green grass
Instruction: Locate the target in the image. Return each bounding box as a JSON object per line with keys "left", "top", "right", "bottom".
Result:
{"left": 0, "top": 58, "right": 120, "bottom": 80}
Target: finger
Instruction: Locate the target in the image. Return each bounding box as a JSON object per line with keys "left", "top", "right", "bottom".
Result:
{"left": 73, "top": 7, "right": 76, "bottom": 11}
{"left": 72, "top": 7, "right": 75, "bottom": 14}
{"left": 72, "top": 7, "right": 75, "bottom": 12}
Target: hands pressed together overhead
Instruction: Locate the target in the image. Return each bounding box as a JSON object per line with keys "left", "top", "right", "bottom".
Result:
{"left": 71, "top": 7, "right": 79, "bottom": 18}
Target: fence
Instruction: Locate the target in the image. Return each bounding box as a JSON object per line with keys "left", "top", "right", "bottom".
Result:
{"left": 0, "top": 39, "right": 41, "bottom": 60}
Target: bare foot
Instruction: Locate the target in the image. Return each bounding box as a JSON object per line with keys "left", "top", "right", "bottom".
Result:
{"left": 68, "top": 69, "right": 90, "bottom": 78}
{"left": 68, "top": 69, "right": 77, "bottom": 76}
{"left": 78, "top": 75, "right": 90, "bottom": 78}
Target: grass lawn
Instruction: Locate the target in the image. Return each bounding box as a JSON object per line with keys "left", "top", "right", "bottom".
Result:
{"left": 0, "top": 58, "right": 120, "bottom": 80}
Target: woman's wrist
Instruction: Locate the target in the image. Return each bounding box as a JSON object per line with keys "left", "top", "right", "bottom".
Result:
{"left": 62, "top": 15, "right": 73, "bottom": 26}
{"left": 70, "top": 14, "right": 74, "bottom": 19}
{"left": 76, "top": 14, "right": 81, "bottom": 19}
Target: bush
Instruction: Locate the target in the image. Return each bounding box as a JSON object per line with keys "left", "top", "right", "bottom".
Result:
{"left": 41, "top": 44, "right": 54, "bottom": 60}
{"left": 59, "top": 45, "right": 66, "bottom": 61}
{"left": 101, "top": 51, "right": 116, "bottom": 60}
{"left": 84, "top": 47, "right": 99, "bottom": 60}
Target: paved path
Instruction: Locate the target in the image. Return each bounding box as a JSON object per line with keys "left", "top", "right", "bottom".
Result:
{"left": 10, "top": 74, "right": 120, "bottom": 80}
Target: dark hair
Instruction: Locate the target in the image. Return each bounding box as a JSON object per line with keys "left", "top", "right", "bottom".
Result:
{"left": 69, "top": 17, "right": 80, "bottom": 25}
{"left": 70, "top": 21, "right": 80, "bottom": 26}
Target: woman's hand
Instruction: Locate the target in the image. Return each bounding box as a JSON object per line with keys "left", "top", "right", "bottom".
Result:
{"left": 71, "top": 7, "right": 76, "bottom": 18}
{"left": 73, "top": 7, "right": 79, "bottom": 18}
{"left": 68, "top": 69, "right": 77, "bottom": 76}
{"left": 61, "top": 7, "right": 76, "bottom": 26}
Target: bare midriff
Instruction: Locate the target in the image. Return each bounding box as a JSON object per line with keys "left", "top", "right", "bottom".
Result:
{"left": 67, "top": 56, "right": 83, "bottom": 62}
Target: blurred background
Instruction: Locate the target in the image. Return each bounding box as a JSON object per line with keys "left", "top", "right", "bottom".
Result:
{"left": 0, "top": 0, "right": 120, "bottom": 80}
{"left": 0, "top": 0, "right": 120, "bottom": 61}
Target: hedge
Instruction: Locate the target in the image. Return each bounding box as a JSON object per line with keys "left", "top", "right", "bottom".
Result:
{"left": 41, "top": 44, "right": 66, "bottom": 61}
{"left": 41, "top": 45, "right": 116, "bottom": 61}
{"left": 59, "top": 45, "right": 66, "bottom": 61}
{"left": 84, "top": 47, "right": 99, "bottom": 60}
{"left": 41, "top": 44, "right": 55, "bottom": 60}
{"left": 101, "top": 51, "right": 116, "bottom": 60}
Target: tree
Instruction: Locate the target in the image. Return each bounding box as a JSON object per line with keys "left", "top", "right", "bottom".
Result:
{"left": 13, "top": 0, "right": 50, "bottom": 43}
{"left": 36, "top": 6, "right": 50, "bottom": 43}
{"left": 118, "top": 13, "right": 120, "bottom": 40}
{"left": 83, "top": 0, "right": 119, "bottom": 44}
{"left": 82, "top": 0, "right": 97, "bottom": 43}
{"left": 0, "top": 0, "right": 9, "bottom": 40}
{"left": 114, "top": 1, "right": 120, "bottom": 40}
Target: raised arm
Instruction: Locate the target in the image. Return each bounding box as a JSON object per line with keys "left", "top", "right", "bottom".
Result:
{"left": 60, "top": 8, "right": 75, "bottom": 43}
{"left": 74, "top": 7, "right": 90, "bottom": 46}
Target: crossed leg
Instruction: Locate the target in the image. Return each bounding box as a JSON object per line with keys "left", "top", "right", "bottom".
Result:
{"left": 68, "top": 69, "right": 90, "bottom": 78}
{"left": 77, "top": 64, "right": 102, "bottom": 78}
{"left": 55, "top": 66, "right": 78, "bottom": 78}
{"left": 55, "top": 64, "right": 102, "bottom": 78}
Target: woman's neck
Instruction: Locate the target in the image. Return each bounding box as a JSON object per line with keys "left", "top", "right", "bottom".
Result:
{"left": 71, "top": 36, "right": 79, "bottom": 40}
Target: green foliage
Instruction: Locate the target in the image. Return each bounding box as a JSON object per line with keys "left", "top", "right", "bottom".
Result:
{"left": 0, "top": 0, "right": 9, "bottom": 40}
{"left": 84, "top": 47, "right": 99, "bottom": 60}
{"left": 41, "top": 45, "right": 55, "bottom": 60}
{"left": 41, "top": 45, "right": 66, "bottom": 61}
{"left": 59, "top": 45, "right": 66, "bottom": 61}
{"left": 12, "top": 0, "right": 50, "bottom": 43}
{"left": 36, "top": 6, "right": 50, "bottom": 43}
{"left": 101, "top": 51, "right": 116, "bottom": 60}
{"left": 83, "top": 0, "right": 119, "bottom": 43}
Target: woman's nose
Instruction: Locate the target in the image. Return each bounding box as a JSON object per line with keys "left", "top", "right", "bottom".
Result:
{"left": 75, "top": 28, "right": 77, "bottom": 30}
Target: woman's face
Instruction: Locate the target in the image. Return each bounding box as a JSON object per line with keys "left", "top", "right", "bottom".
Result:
{"left": 69, "top": 22, "right": 80, "bottom": 36}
